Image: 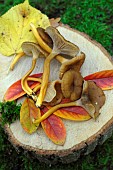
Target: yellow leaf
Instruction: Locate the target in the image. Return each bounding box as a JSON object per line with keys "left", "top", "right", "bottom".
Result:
{"left": 0, "top": 0, "right": 50, "bottom": 56}
{"left": 20, "top": 98, "right": 41, "bottom": 134}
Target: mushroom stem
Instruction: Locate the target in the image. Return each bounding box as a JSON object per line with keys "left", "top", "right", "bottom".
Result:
{"left": 36, "top": 52, "right": 58, "bottom": 107}
{"left": 34, "top": 101, "right": 78, "bottom": 126}
{"left": 33, "top": 84, "right": 41, "bottom": 93}
{"left": 27, "top": 77, "right": 42, "bottom": 83}
{"left": 10, "top": 52, "right": 25, "bottom": 70}
{"left": 21, "top": 58, "right": 37, "bottom": 101}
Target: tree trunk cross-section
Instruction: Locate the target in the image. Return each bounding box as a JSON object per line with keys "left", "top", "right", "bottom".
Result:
{"left": 3, "top": 24, "right": 113, "bottom": 164}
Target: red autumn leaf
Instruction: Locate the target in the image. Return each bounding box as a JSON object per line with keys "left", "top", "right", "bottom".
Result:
{"left": 53, "top": 106, "right": 91, "bottom": 121}
{"left": 84, "top": 70, "right": 113, "bottom": 90}
{"left": 41, "top": 106, "right": 66, "bottom": 145}
{"left": 49, "top": 98, "right": 90, "bottom": 121}
{"left": 4, "top": 73, "right": 42, "bottom": 101}
{"left": 20, "top": 98, "right": 41, "bottom": 134}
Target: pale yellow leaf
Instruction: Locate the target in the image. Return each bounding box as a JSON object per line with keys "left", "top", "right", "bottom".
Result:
{"left": 0, "top": 0, "right": 50, "bottom": 56}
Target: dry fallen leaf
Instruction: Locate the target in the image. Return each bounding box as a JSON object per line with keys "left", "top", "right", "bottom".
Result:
{"left": 0, "top": 0, "right": 50, "bottom": 56}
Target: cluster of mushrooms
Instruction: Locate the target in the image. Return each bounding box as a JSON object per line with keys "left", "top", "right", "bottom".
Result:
{"left": 10, "top": 23, "right": 106, "bottom": 124}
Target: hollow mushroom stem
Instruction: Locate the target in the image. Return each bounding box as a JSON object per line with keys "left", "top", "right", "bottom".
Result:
{"left": 10, "top": 52, "right": 25, "bottom": 70}
{"left": 34, "top": 101, "right": 78, "bottom": 126}
{"left": 27, "top": 77, "right": 42, "bottom": 83}
{"left": 36, "top": 51, "right": 58, "bottom": 107}
{"left": 21, "top": 58, "right": 38, "bottom": 101}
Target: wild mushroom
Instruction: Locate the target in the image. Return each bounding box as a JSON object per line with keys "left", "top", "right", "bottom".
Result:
{"left": 21, "top": 42, "right": 48, "bottom": 101}
{"left": 30, "top": 23, "right": 65, "bottom": 63}
{"left": 30, "top": 23, "right": 85, "bottom": 79}
{"left": 43, "top": 80, "right": 63, "bottom": 106}
{"left": 35, "top": 26, "right": 79, "bottom": 107}
{"left": 59, "top": 52, "right": 85, "bottom": 79}
{"left": 9, "top": 23, "right": 65, "bottom": 71}
{"left": 80, "top": 81, "right": 106, "bottom": 119}
{"left": 61, "top": 69, "right": 84, "bottom": 101}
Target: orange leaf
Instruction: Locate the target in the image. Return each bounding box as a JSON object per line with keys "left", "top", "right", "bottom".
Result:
{"left": 41, "top": 107, "right": 66, "bottom": 145}
{"left": 84, "top": 70, "right": 113, "bottom": 90}
{"left": 20, "top": 98, "right": 41, "bottom": 134}
{"left": 53, "top": 106, "right": 91, "bottom": 121}
{"left": 48, "top": 98, "right": 90, "bottom": 121}
{"left": 4, "top": 73, "right": 42, "bottom": 101}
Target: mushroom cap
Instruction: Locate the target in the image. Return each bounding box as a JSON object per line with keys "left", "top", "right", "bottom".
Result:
{"left": 21, "top": 42, "right": 48, "bottom": 59}
{"left": 61, "top": 69, "right": 84, "bottom": 101}
{"left": 43, "top": 81, "right": 63, "bottom": 106}
{"left": 45, "top": 26, "right": 79, "bottom": 56}
{"left": 59, "top": 52, "right": 85, "bottom": 79}
{"left": 81, "top": 81, "right": 106, "bottom": 119}
{"left": 37, "top": 27, "right": 53, "bottom": 48}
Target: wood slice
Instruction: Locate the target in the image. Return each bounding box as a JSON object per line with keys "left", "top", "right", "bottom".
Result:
{"left": 2, "top": 24, "right": 113, "bottom": 164}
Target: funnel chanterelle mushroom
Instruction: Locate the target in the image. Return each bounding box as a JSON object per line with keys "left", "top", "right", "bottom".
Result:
{"left": 61, "top": 69, "right": 84, "bottom": 101}
{"left": 36, "top": 26, "right": 85, "bottom": 79}
{"left": 80, "top": 81, "right": 106, "bottom": 119}
{"left": 21, "top": 42, "right": 48, "bottom": 101}
{"left": 35, "top": 26, "right": 79, "bottom": 107}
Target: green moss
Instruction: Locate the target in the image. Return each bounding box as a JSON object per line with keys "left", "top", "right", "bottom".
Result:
{"left": 0, "top": 101, "right": 21, "bottom": 125}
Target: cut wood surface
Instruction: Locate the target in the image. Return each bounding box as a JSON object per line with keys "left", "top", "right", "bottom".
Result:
{"left": 2, "top": 24, "right": 113, "bottom": 164}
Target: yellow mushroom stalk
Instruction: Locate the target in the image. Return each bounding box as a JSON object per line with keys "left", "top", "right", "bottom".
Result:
{"left": 21, "top": 58, "right": 37, "bottom": 101}
{"left": 34, "top": 101, "right": 78, "bottom": 126}
{"left": 36, "top": 51, "right": 59, "bottom": 107}
{"left": 10, "top": 52, "right": 25, "bottom": 70}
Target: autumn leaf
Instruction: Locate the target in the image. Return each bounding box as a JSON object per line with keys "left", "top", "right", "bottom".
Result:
{"left": 84, "top": 70, "right": 113, "bottom": 90}
{"left": 0, "top": 0, "right": 50, "bottom": 56}
{"left": 41, "top": 106, "right": 66, "bottom": 145}
{"left": 53, "top": 106, "right": 91, "bottom": 121}
{"left": 4, "top": 73, "right": 42, "bottom": 101}
{"left": 20, "top": 98, "right": 41, "bottom": 134}
{"left": 49, "top": 98, "right": 90, "bottom": 121}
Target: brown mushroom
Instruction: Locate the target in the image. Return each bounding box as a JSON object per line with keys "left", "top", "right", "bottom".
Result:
{"left": 36, "top": 26, "right": 79, "bottom": 107}
{"left": 59, "top": 52, "right": 85, "bottom": 79}
{"left": 37, "top": 26, "right": 85, "bottom": 77}
{"left": 37, "top": 27, "right": 53, "bottom": 48}
{"left": 81, "top": 81, "right": 106, "bottom": 119}
{"left": 43, "top": 80, "right": 63, "bottom": 106}
{"left": 61, "top": 69, "right": 84, "bottom": 101}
